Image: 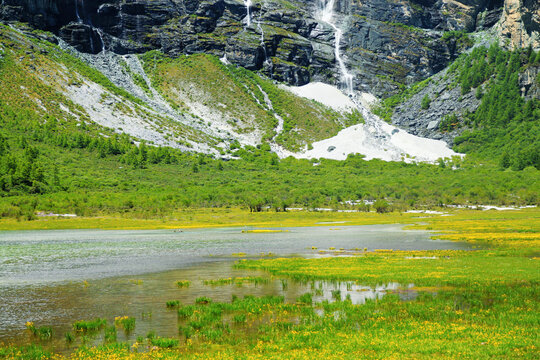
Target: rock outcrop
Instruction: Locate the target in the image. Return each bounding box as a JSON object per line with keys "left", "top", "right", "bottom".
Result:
{"left": 0, "top": 0, "right": 495, "bottom": 97}
{"left": 496, "top": 0, "right": 540, "bottom": 50}
{"left": 0, "top": 0, "right": 534, "bottom": 97}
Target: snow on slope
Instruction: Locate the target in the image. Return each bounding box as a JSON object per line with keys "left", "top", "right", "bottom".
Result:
{"left": 283, "top": 82, "right": 463, "bottom": 163}
{"left": 283, "top": 82, "right": 356, "bottom": 111}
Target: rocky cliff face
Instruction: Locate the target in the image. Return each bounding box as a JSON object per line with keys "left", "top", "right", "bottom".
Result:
{"left": 0, "top": 0, "right": 516, "bottom": 98}
{"left": 496, "top": 0, "right": 540, "bottom": 50}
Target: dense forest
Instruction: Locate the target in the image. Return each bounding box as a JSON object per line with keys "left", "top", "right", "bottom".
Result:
{"left": 375, "top": 44, "right": 540, "bottom": 171}
{"left": 449, "top": 44, "right": 540, "bottom": 170}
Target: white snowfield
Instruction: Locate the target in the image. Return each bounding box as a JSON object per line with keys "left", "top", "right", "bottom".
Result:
{"left": 283, "top": 82, "right": 463, "bottom": 163}
{"left": 283, "top": 81, "right": 356, "bottom": 111}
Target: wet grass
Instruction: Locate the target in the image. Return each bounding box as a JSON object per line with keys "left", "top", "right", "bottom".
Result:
{"left": 203, "top": 276, "right": 269, "bottom": 286}
{"left": 104, "top": 326, "right": 117, "bottom": 343}
{"left": 175, "top": 280, "right": 191, "bottom": 288}
{"left": 2, "top": 208, "right": 536, "bottom": 234}
{"left": 72, "top": 319, "right": 107, "bottom": 333}
{"left": 166, "top": 300, "right": 180, "bottom": 308}
{"left": 0, "top": 207, "right": 460, "bottom": 231}
{"left": 114, "top": 317, "right": 135, "bottom": 334}
{"left": 25, "top": 323, "right": 52, "bottom": 341}
{"left": 1, "top": 210, "right": 538, "bottom": 359}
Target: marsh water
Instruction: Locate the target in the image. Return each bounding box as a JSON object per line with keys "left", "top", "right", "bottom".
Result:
{"left": 0, "top": 224, "right": 470, "bottom": 350}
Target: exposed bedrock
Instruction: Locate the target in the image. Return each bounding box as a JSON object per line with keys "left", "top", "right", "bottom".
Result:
{"left": 1, "top": 0, "right": 535, "bottom": 97}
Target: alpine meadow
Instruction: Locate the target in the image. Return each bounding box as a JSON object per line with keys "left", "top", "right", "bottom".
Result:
{"left": 0, "top": 0, "right": 538, "bottom": 359}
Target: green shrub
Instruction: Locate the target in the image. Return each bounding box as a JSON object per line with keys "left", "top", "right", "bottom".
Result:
{"left": 150, "top": 337, "right": 179, "bottom": 348}
{"left": 421, "top": 94, "right": 431, "bottom": 110}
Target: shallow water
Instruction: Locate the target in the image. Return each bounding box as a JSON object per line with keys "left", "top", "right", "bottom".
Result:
{"left": 0, "top": 225, "right": 468, "bottom": 349}
{"left": 0, "top": 225, "right": 467, "bottom": 285}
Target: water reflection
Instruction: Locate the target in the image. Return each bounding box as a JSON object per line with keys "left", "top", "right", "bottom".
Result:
{"left": 0, "top": 225, "right": 466, "bottom": 352}
{"left": 309, "top": 280, "right": 417, "bottom": 304}
{"left": 0, "top": 261, "right": 426, "bottom": 353}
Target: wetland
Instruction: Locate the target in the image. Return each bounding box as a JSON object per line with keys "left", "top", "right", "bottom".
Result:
{"left": 0, "top": 209, "right": 538, "bottom": 359}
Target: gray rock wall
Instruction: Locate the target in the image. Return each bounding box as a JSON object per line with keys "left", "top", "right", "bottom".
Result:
{"left": 0, "top": 0, "right": 513, "bottom": 96}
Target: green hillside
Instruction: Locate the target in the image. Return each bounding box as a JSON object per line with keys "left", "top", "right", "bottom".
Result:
{"left": 0, "top": 26, "right": 538, "bottom": 221}
{"left": 376, "top": 44, "right": 540, "bottom": 170}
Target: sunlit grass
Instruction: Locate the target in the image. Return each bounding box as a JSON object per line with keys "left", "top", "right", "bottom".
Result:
{"left": 2, "top": 209, "right": 538, "bottom": 359}
{"left": 0, "top": 207, "right": 447, "bottom": 231}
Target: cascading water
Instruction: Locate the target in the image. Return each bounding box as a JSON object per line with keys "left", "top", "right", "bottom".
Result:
{"left": 308, "top": 0, "right": 416, "bottom": 161}
{"left": 73, "top": 0, "right": 105, "bottom": 53}
{"left": 96, "top": 28, "right": 106, "bottom": 52}
{"left": 74, "top": 0, "right": 81, "bottom": 22}
{"left": 257, "top": 20, "right": 270, "bottom": 66}
{"left": 244, "top": 0, "right": 252, "bottom": 27}
{"left": 293, "top": 2, "right": 461, "bottom": 162}
{"left": 256, "top": 2, "right": 271, "bottom": 66}
{"left": 316, "top": 0, "right": 354, "bottom": 95}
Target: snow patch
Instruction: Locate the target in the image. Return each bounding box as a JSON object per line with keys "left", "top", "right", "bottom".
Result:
{"left": 286, "top": 82, "right": 463, "bottom": 163}
{"left": 282, "top": 82, "right": 356, "bottom": 112}
{"left": 295, "top": 122, "right": 459, "bottom": 163}
{"left": 446, "top": 205, "right": 537, "bottom": 211}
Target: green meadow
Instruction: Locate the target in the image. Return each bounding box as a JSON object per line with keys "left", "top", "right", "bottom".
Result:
{"left": 1, "top": 209, "right": 538, "bottom": 359}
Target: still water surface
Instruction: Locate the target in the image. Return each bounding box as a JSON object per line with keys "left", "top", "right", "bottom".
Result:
{"left": 0, "top": 225, "right": 469, "bottom": 349}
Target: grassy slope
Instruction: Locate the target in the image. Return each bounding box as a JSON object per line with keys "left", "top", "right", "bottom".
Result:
{"left": 140, "top": 51, "right": 362, "bottom": 151}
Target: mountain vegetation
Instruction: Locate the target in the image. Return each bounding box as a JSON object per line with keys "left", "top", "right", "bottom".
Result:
{"left": 449, "top": 44, "right": 540, "bottom": 170}
{"left": 374, "top": 44, "right": 540, "bottom": 170}
{"left": 0, "top": 26, "right": 538, "bottom": 221}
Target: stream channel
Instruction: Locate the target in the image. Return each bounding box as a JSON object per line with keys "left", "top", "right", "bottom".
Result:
{"left": 0, "top": 224, "right": 470, "bottom": 351}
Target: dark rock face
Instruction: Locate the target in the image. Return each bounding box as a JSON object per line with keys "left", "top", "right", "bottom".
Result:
{"left": 391, "top": 70, "right": 483, "bottom": 146}
{"left": 0, "top": 0, "right": 75, "bottom": 30}
{"left": 0, "top": 0, "right": 508, "bottom": 95}
{"left": 59, "top": 22, "right": 104, "bottom": 53}
{"left": 391, "top": 61, "right": 540, "bottom": 146}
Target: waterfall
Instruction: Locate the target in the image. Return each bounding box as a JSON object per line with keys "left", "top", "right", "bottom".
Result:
{"left": 244, "top": 0, "right": 252, "bottom": 27}
{"left": 316, "top": 0, "right": 354, "bottom": 95}
{"left": 136, "top": 15, "right": 141, "bottom": 42}
{"left": 75, "top": 0, "right": 81, "bottom": 22}
{"left": 96, "top": 28, "right": 106, "bottom": 52}
{"left": 257, "top": 19, "right": 269, "bottom": 65}
{"left": 73, "top": 0, "right": 105, "bottom": 53}
{"left": 89, "top": 31, "right": 95, "bottom": 53}
{"left": 256, "top": 13, "right": 271, "bottom": 66}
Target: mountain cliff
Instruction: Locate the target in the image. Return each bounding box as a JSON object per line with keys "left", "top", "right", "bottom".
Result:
{"left": 0, "top": 0, "right": 538, "bottom": 215}
{"left": 4, "top": 0, "right": 537, "bottom": 97}
{"left": 0, "top": 0, "right": 538, "bottom": 165}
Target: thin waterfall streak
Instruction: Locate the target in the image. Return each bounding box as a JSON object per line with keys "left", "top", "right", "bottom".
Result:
{"left": 316, "top": 0, "right": 354, "bottom": 95}
{"left": 96, "top": 28, "right": 106, "bottom": 52}
{"left": 89, "top": 32, "right": 95, "bottom": 53}
{"left": 75, "top": 0, "right": 81, "bottom": 22}
{"left": 244, "top": 0, "right": 252, "bottom": 27}
{"left": 257, "top": 20, "right": 270, "bottom": 65}
{"left": 74, "top": 0, "right": 105, "bottom": 53}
